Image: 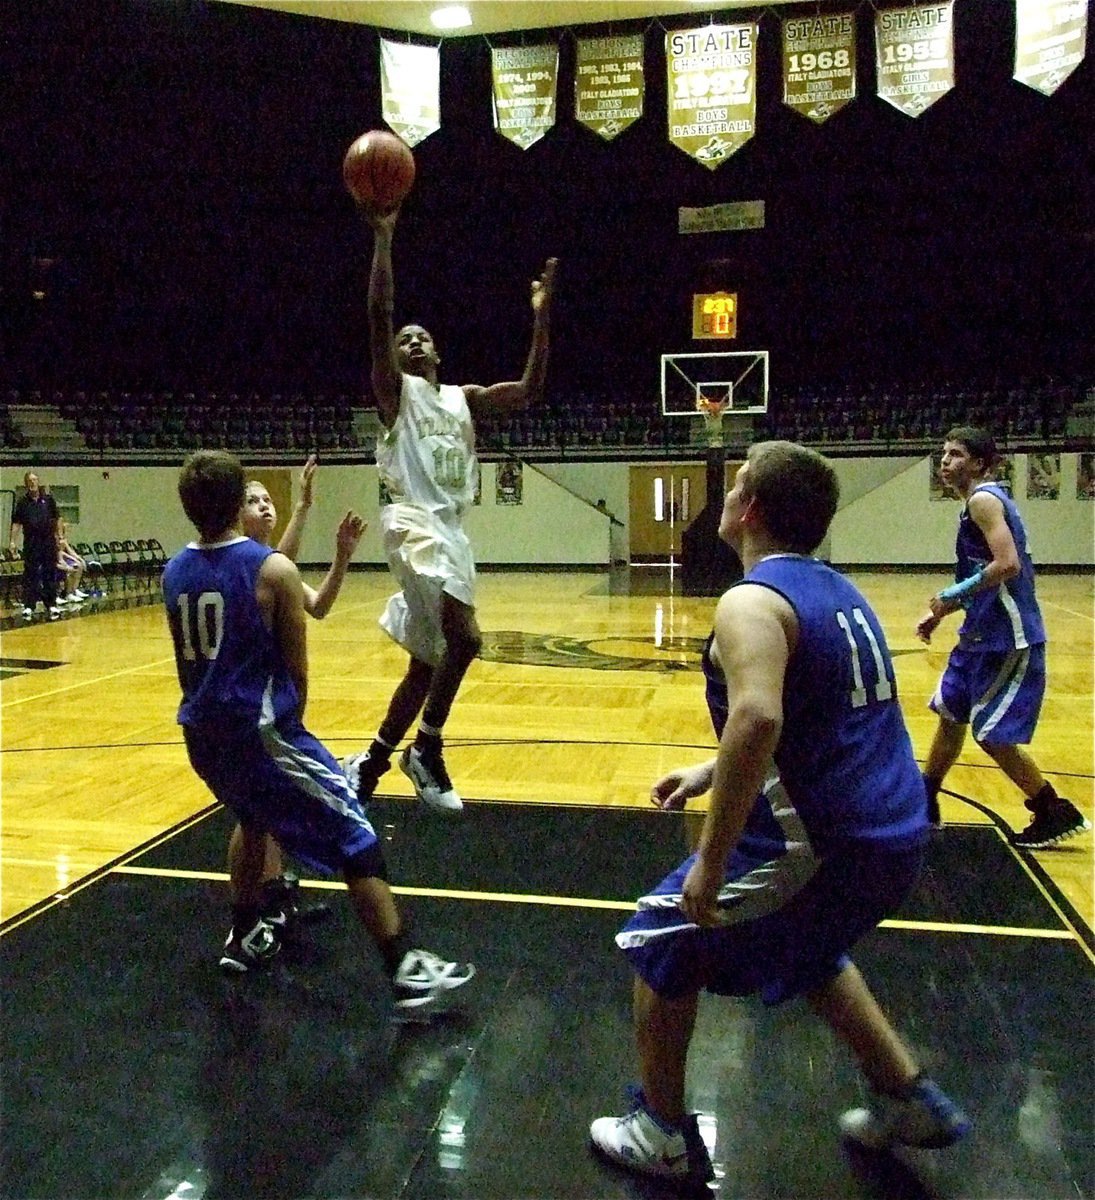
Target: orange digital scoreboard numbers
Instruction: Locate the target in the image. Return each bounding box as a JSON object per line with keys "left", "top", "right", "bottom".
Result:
{"left": 692, "top": 292, "right": 738, "bottom": 339}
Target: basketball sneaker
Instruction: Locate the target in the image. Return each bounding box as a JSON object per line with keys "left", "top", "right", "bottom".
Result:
{"left": 590, "top": 1086, "right": 714, "bottom": 1185}
{"left": 400, "top": 743, "right": 462, "bottom": 812}
{"left": 1012, "top": 797, "right": 1090, "bottom": 849}
{"left": 393, "top": 948, "right": 475, "bottom": 1018}
{"left": 21, "top": 607, "right": 33, "bottom": 621}
{"left": 342, "top": 749, "right": 391, "bottom": 804}
{"left": 219, "top": 918, "right": 281, "bottom": 974}
{"left": 839, "top": 1076, "right": 971, "bottom": 1150}
{"left": 49, "top": 607, "right": 62, "bottom": 621}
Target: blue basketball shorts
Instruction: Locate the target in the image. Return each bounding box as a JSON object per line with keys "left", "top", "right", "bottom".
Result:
{"left": 929, "top": 643, "right": 1045, "bottom": 745}
{"left": 183, "top": 717, "right": 377, "bottom": 877}
{"left": 616, "top": 837, "right": 925, "bottom": 1005}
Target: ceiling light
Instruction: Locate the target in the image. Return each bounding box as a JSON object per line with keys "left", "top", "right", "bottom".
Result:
{"left": 431, "top": 5, "right": 472, "bottom": 29}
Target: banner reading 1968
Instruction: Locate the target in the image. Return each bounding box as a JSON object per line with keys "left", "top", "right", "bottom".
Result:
{"left": 491, "top": 44, "right": 559, "bottom": 150}
{"left": 666, "top": 24, "right": 757, "bottom": 169}
{"left": 1014, "top": 0, "right": 1088, "bottom": 96}
{"left": 782, "top": 12, "right": 856, "bottom": 123}
{"left": 875, "top": 2, "right": 955, "bottom": 117}
{"left": 575, "top": 35, "right": 644, "bottom": 140}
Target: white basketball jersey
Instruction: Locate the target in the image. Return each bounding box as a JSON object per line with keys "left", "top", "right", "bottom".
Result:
{"left": 376, "top": 374, "right": 478, "bottom": 519}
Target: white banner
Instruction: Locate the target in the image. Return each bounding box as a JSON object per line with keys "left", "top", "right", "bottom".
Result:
{"left": 1014, "top": 0, "right": 1088, "bottom": 95}
{"left": 379, "top": 39, "right": 440, "bottom": 149}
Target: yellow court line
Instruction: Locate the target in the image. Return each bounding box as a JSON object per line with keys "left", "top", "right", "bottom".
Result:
{"left": 112, "top": 866, "right": 1083, "bottom": 939}
{"left": 0, "top": 655, "right": 177, "bottom": 708}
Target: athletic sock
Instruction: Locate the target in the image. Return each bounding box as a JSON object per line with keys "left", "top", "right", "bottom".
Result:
{"left": 379, "top": 930, "right": 413, "bottom": 977}
{"left": 368, "top": 735, "right": 397, "bottom": 762}
{"left": 1028, "top": 782, "right": 1059, "bottom": 813}
{"left": 922, "top": 775, "right": 942, "bottom": 806}
{"left": 232, "top": 904, "right": 262, "bottom": 932}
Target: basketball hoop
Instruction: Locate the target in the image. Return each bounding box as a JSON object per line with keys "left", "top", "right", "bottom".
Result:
{"left": 697, "top": 395, "right": 728, "bottom": 446}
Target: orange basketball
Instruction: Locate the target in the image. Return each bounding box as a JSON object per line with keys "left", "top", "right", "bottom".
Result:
{"left": 342, "top": 130, "right": 415, "bottom": 211}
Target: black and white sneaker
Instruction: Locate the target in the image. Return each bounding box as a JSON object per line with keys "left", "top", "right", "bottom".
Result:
{"left": 400, "top": 744, "right": 462, "bottom": 812}
{"left": 219, "top": 919, "right": 281, "bottom": 974}
{"left": 393, "top": 948, "right": 475, "bottom": 1018}
{"left": 342, "top": 749, "right": 391, "bottom": 804}
{"left": 1012, "top": 798, "right": 1090, "bottom": 849}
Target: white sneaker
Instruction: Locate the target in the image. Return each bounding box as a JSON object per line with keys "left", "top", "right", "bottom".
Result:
{"left": 400, "top": 744, "right": 463, "bottom": 812}
{"left": 49, "top": 607, "right": 62, "bottom": 621}
{"left": 56, "top": 595, "right": 73, "bottom": 605}
{"left": 72, "top": 589, "right": 89, "bottom": 600}
{"left": 840, "top": 1077, "right": 972, "bottom": 1149}
{"left": 393, "top": 948, "right": 475, "bottom": 1018}
{"left": 21, "top": 607, "right": 33, "bottom": 621}
{"left": 591, "top": 1090, "right": 706, "bottom": 1183}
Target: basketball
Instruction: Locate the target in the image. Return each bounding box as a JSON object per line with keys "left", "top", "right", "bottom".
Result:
{"left": 342, "top": 130, "right": 415, "bottom": 211}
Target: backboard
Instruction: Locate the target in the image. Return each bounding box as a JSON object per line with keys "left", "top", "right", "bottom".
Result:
{"left": 660, "top": 350, "right": 769, "bottom": 417}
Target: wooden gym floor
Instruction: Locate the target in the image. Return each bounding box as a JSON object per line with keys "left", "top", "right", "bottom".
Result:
{"left": 1, "top": 567, "right": 1091, "bottom": 1199}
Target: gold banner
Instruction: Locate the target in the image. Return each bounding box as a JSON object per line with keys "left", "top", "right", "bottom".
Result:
{"left": 875, "top": 2, "right": 955, "bottom": 117}
{"left": 379, "top": 40, "right": 440, "bottom": 149}
{"left": 782, "top": 12, "right": 856, "bottom": 123}
{"left": 1014, "top": 0, "right": 1088, "bottom": 96}
{"left": 575, "top": 35, "right": 644, "bottom": 140}
{"left": 666, "top": 24, "right": 757, "bottom": 169}
{"left": 491, "top": 44, "right": 559, "bottom": 149}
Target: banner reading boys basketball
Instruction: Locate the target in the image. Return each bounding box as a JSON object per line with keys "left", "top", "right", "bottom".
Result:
{"left": 782, "top": 12, "right": 857, "bottom": 123}
{"left": 875, "top": 2, "right": 955, "bottom": 117}
{"left": 491, "top": 44, "right": 558, "bottom": 150}
{"left": 1014, "top": 0, "right": 1088, "bottom": 96}
{"left": 575, "top": 35, "right": 644, "bottom": 140}
{"left": 379, "top": 39, "right": 440, "bottom": 148}
{"left": 666, "top": 24, "right": 757, "bottom": 169}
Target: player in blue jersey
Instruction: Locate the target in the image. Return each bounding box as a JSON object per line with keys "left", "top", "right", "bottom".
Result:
{"left": 590, "top": 442, "right": 969, "bottom": 1188}
{"left": 164, "top": 450, "right": 474, "bottom": 1014}
{"left": 916, "top": 427, "right": 1088, "bottom": 848}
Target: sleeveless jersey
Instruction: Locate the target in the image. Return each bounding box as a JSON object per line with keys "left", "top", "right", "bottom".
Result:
{"left": 734, "top": 554, "right": 926, "bottom": 850}
{"left": 163, "top": 537, "right": 300, "bottom": 728}
{"left": 955, "top": 482, "right": 1045, "bottom": 651}
{"left": 376, "top": 374, "right": 478, "bottom": 520}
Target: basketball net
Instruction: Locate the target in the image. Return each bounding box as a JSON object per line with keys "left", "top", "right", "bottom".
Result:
{"left": 696, "top": 396, "right": 728, "bottom": 447}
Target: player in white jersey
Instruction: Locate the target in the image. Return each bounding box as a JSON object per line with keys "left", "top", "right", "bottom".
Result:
{"left": 345, "top": 201, "right": 556, "bottom": 813}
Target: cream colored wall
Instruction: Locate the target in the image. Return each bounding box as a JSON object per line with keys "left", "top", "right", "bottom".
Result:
{"left": 3, "top": 453, "right": 1090, "bottom": 567}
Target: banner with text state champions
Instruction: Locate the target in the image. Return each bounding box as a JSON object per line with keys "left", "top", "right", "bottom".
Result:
{"left": 575, "top": 34, "right": 644, "bottom": 140}
{"left": 491, "top": 44, "right": 559, "bottom": 149}
{"left": 379, "top": 39, "right": 440, "bottom": 148}
{"left": 1014, "top": 0, "right": 1088, "bottom": 96}
{"left": 666, "top": 24, "right": 757, "bottom": 169}
{"left": 782, "top": 12, "right": 856, "bottom": 123}
{"left": 875, "top": 2, "right": 955, "bottom": 117}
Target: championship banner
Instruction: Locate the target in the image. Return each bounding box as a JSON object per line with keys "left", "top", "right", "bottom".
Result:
{"left": 379, "top": 39, "right": 440, "bottom": 149}
{"left": 491, "top": 44, "right": 559, "bottom": 150}
{"left": 875, "top": 3, "right": 955, "bottom": 117}
{"left": 575, "top": 35, "right": 644, "bottom": 140}
{"left": 666, "top": 24, "right": 758, "bottom": 169}
{"left": 1014, "top": 0, "right": 1088, "bottom": 96}
{"left": 782, "top": 12, "right": 857, "bottom": 123}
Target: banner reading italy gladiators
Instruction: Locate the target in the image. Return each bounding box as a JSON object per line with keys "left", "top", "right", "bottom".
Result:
{"left": 666, "top": 24, "right": 757, "bottom": 169}
{"left": 379, "top": 39, "right": 440, "bottom": 149}
{"left": 575, "top": 35, "right": 644, "bottom": 140}
{"left": 782, "top": 12, "right": 856, "bottom": 123}
{"left": 875, "top": 2, "right": 955, "bottom": 117}
{"left": 491, "top": 44, "right": 558, "bottom": 149}
{"left": 1014, "top": 0, "right": 1088, "bottom": 96}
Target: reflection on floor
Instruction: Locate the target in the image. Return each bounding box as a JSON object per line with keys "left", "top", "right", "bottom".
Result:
{"left": 1, "top": 800, "right": 1090, "bottom": 1200}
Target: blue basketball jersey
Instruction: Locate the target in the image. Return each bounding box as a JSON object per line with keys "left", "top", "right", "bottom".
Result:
{"left": 733, "top": 555, "right": 926, "bottom": 850}
{"left": 163, "top": 537, "right": 300, "bottom": 727}
{"left": 955, "top": 482, "right": 1045, "bottom": 651}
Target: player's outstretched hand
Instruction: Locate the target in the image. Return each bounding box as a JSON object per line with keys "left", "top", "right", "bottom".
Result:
{"left": 916, "top": 609, "right": 940, "bottom": 643}
{"left": 650, "top": 762, "right": 714, "bottom": 811}
{"left": 335, "top": 511, "right": 367, "bottom": 559}
{"left": 299, "top": 454, "right": 317, "bottom": 508}
{"left": 531, "top": 258, "right": 558, "bottom": 313}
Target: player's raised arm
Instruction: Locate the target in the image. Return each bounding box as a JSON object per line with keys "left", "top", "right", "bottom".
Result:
{"left": 465, "top": 257, "right": 557, "bottom": 417}
{"left": 276, "top": 454, "right": 317, "bottom": 562}
{"left": 363, "top": 205, "right": 403, "bottom": 428}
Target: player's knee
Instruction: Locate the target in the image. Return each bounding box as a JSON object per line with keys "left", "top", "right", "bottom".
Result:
{"left": 343, "top": 840, "right": 388, "bottom": 882}
{"left": 447, "top": 626, "right": 482, "bottom": 664}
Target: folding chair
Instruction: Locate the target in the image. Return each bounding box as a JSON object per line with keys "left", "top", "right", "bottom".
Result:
{"left": 108, "top": 540, "right": 134, "bottom": 593}
{"left": 93, "top": 542, "right": 115, "bottom": 594}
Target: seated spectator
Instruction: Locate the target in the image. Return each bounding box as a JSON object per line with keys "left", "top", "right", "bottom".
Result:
{"left": 56, "top": 520, "right": 89, "bottom": 605}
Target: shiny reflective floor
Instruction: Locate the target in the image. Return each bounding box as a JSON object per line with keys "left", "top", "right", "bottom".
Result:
{"left": 1, "top": 568, "right": 1092, "bottom": 1198}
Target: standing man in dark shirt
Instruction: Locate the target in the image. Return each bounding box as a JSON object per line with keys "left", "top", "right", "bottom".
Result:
{"left": 9, "top": 472, "right": 61, "bottom": 621}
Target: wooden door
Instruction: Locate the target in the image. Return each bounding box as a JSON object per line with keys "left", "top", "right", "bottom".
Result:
{"left": 628, "top": 463, "right": 709, "bottom": 561}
